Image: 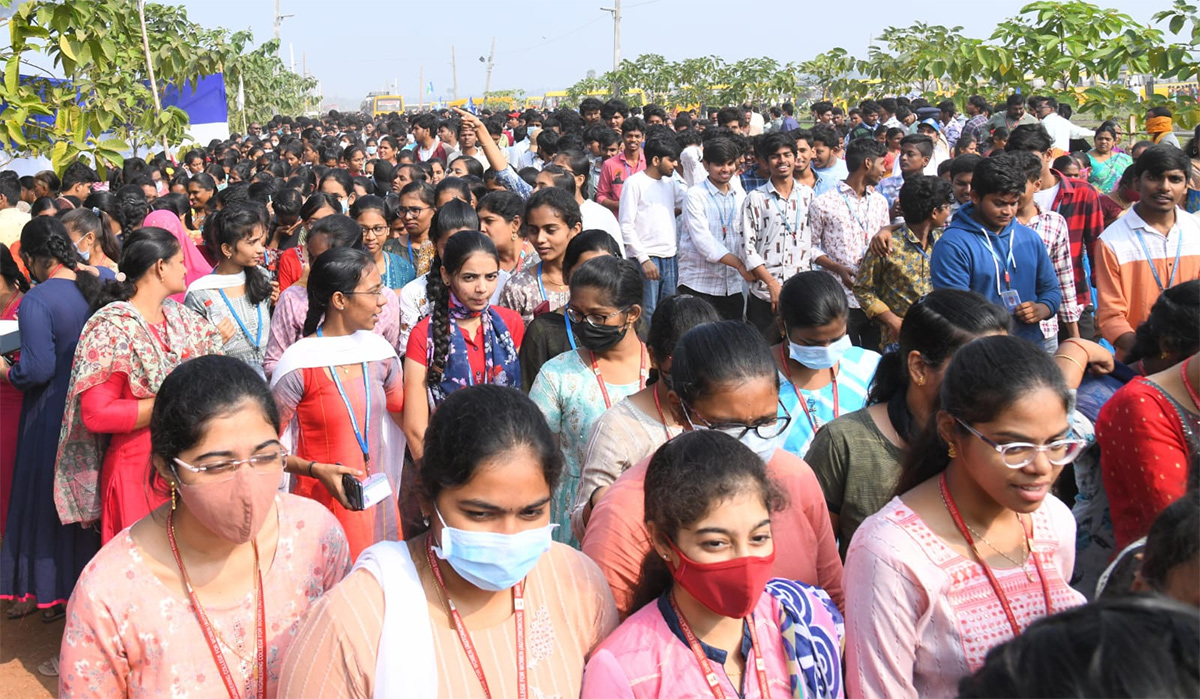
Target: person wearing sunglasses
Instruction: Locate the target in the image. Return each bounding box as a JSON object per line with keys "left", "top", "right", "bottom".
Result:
{"left": 583, "top": 320, "right": 844, "bottom": 618}
{"left": 844, "top": 335, "right": 1088, "bottom": 699}
{"left": 60, "top": 355, "right": 350, "bottom": 697}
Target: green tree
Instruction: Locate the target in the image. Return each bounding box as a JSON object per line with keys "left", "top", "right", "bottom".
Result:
{"left": 1, "top": 0, "right": 222, "bottom": 172}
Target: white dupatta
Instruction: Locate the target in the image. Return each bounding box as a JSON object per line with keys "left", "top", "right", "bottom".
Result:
{"left": 271, "top": 331, "right": 407, "bottom": 542}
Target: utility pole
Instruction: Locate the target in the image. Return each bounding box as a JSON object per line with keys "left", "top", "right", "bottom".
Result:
{"left": 482, "top": 37, "right": 496, "bottom": 105}
{"left": 600, "top": 0, "right": 621, "bottom": 92}
{"left": 451, "top": 45, "right": 459, "bottom": 101}
{"left": 274, "top": 0, "right": 293, "bottom": 60}
{"left": 419, "top": 65, "right": 424, "bottom": 110}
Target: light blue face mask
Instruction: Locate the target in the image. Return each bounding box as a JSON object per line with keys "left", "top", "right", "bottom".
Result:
{"left": 788, "top": 334, "right": 852, "bottom": 370}
{"left": 432, "top": 508, "right": 556, "bottom": 591}
{"left": 367, "top": 146, "right": 378, "bottom": 156}
{"left": 75, "top": 239, "right": 91, "bottom": 263}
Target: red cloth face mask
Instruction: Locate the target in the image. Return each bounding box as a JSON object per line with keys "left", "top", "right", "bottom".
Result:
{"left": 666, "top": 538, "right": 777, "bottom": 619}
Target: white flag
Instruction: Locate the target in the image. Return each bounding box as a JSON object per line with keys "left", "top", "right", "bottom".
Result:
{"left": 236, "top": 74, "right": 245, "bottom": 111}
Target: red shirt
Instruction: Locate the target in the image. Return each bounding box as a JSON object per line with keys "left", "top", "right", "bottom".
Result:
{"left": 405, "top": 307, "right": 525, "bottom": 385}
{"left": 596, "top": 150, "right": 646, "bottom": 213}
{"left": 277, "top": 247, "right": 304, "bottom": 293}
{"left": 1048, "top": 171, "right": 1106, "bottom": 308}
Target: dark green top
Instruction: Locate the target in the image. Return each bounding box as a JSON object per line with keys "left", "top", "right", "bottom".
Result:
{"left": 805, "top": 407, "right": 903, "bottom": 559}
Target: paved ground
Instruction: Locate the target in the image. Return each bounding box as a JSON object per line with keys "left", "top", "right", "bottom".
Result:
{"left": 0, "top": 600, "right": 61, "bottom": 699}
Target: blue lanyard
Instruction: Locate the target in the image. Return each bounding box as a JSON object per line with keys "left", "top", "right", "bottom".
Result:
{"left": 707, "top": 185, "right": 735, "bottom": 235}
{"left": 537, "top": 262, "right": 549, "bottom": 301}
{"left": 564, "top": 310, "right": 577, "bottom": 351}
{"left": 316, "top": 327, "right": 372, "bottom": 468}
{"left": 381, "top": 255, "right": 393, "bottom": 288}
{"left": 407, "top": 240, "right": 416, "bottom": 267}
{"left": 217, "top": 289, "right": 263, "bottom": 355}
{"left": 1134, "top": 228, "right": 1184, "bottom": 292}
{"left": 980, "top": 229, "right": 1016, "bottom": 292}
{"left": 840, "top": 191, "right": 869, "bottom": 232}
{"left": 771, "top": 188, "right": 802, "bottom": 237}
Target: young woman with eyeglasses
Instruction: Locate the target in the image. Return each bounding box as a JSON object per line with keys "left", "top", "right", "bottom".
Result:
{"left": 844, "top": 335, "right": 1088, "bottom": 698}
{"left": 350, "top": 195, "right": 415, "bottom": 292}
{"left": 271, "top": 248, "right": 406, "bottom": 560}
{"left": 60, "top": 355, "right": 350, "bottom": 697}
{"left": 387, "top": 182, "right": 437, "bottom": 276}
{"left": 529, "top": 255, "right": 647, "bottom": 548}
{"left": 582, "top": 320, "right": 844, "bottom": 618}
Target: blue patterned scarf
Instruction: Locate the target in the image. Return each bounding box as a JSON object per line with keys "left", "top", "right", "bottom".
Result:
{"left": 766, "top": 578, "right": 845, "bottom": 699}
{"left": 426, "top": 294, "right": 520, "bottom": 408}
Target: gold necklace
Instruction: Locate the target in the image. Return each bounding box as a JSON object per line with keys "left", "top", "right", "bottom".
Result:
{"left": 939, "top": 486, "right": 1035, "bottom": 582}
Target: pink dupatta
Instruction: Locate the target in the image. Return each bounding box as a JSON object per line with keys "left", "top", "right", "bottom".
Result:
{"left": 143, "top": 210, "right": 211, "bottom": 303}
{"left": 53, "top": 300, "right": 223, "bottom": 525}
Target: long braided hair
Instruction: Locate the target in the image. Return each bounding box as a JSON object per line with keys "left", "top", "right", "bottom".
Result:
{"left": 18, "top": 216, "right": 105, "bottom": 310}
{"left": 425, "top": 230, "right": 499, "bottom": 386}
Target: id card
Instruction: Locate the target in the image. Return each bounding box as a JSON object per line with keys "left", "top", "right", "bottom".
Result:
{"left": 1000, "top": 289, "right": 1021, "bottom": 312}
{"left": 360, "top": 473, "right": 393, "bottom": 509}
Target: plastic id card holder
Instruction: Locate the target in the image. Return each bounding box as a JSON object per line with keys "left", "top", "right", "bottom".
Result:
{"left": 1000, "top": 289, "right": 1021, "bottom": 312}
{"left": 360, "top": 472, "right": 393, "bottom": 509}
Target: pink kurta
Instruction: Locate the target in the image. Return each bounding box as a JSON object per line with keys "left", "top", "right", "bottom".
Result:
{"left": 58, "top": 494, "right": 350, "bottom": 698}
{"left": 843, "top": 495, "right": 1086, "bottom": 699}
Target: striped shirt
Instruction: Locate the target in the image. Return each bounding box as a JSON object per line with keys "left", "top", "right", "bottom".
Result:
{"left": 678, "top": 178, "right": 747, "bottom": 296}
{"left": 1027, "top": 208, "right": 1083, "bottom": 339}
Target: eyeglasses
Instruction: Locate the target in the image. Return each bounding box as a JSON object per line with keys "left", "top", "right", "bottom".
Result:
{"left": 343, "top": 286, "right": 386, "bottom": 298}
{"left": 684, "top": 401, "right": 792, "bottom": 441}
{"left": 173, "top": 450, "right": 288, "bottom": 482}
{"left": 565, "top": 306, "right": 629, "bottom": 327}
{"left": 954, "top": 417, "right": 1086, "bottom": 468}
{"left": 399, "top": 206, "right": 430, "bottom": 217}
{"left": 360, "top": 224, "right": 389, "bottom": 238}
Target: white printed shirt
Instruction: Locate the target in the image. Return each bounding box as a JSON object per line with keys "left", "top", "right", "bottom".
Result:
{"left": 740, "top": 178, "right": 816, "bottom": 301}
{"left": 808, "top": 181, "right": 891, "bottom": 309}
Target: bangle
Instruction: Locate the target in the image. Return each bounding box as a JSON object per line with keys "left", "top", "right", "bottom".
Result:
{"left": 1054, "top": 353, "right": 1086, "bottom": 374}
{"left": 307, "top": 460, "right": 316, "bottom": 478}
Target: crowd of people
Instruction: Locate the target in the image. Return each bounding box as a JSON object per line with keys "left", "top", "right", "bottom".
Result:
{"left": 0, "top": 89, "right": 1197, "bottom": 697}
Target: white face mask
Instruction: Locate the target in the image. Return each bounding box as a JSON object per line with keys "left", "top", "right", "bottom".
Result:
{"left": 788, "top": 334, "right": 852, "bottom": 370}
{"left": 76, "top": 239, "right": 91, "bottom": 263}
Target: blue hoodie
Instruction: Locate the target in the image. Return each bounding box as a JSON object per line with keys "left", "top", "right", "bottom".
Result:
{"left": 930, "top": 203, "right": 1061, "bottom": 344}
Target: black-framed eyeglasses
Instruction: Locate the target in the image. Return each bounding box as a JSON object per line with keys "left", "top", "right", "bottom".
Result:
{"left": 682, "top": 401, "right": 792, "bottom": 441}
{"left": 954, "top": 417, "right": 1086, "bottom": 468}
{"left": 360, "top": 224, "right": 388, "bottom": 238}
{"left": 399, "top": 206, "right": 430, "bottom": 217}
{"left": 565, "top": 306, "right": 629, "bottom": 328}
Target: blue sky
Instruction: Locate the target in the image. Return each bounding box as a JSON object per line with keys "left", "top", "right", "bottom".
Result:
{"left": 6, "top": 1, "right": 1173, "bottom": 111}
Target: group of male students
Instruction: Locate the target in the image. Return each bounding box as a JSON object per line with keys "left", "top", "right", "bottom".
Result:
{"left": 560, "top": 93, "right": 1199, "bottom": 359}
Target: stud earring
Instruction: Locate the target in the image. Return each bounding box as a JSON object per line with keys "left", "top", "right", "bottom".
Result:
{"left": 914, "top": 374, "right": 926, "bottom": 386}
{"left": 171, "top": 485, "right": 177, "bottom": 511}
{"left": 422, "top": 516, "right": 430, "bottom": 527}
{"left": 947, "top": 443, "right": 958, "bottom": 458}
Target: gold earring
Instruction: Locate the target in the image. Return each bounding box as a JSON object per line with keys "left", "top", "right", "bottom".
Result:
{"left": 947, "top": 443, "right": 958, "bottom": 458}
{"left": 914, "top": 374, "right": 926, "bottom": 386}
{"left": 170, "top": 485, "right": 177, "bottom": 511}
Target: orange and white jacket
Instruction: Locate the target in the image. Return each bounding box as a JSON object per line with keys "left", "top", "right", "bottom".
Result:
{"left": 1094, "top": 207, "right": 1200, "bottom": 343}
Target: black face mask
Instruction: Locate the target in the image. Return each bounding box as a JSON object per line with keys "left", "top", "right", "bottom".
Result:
{"left": 574, "top": 319, "right": 628, "bottom": 352}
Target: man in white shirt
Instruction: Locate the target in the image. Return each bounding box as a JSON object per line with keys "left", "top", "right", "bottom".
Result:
{"left": 618, "top": 134, "right": 687, "bottom": 316}
{"left": 0, "top": 173, "right": 31, "bottom": 247}
{"left": 411, "top": 113, "right": 460, "bottom": 163}
{"left": 678, "top": 137, "right": 751, "bottom": 320}
{"left": 1032, "top": 96, "right": 1094, "bottom": 152}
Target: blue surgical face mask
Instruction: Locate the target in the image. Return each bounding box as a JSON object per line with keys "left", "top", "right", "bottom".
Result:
{"left": 367, "top": 145, "right": 378, "bottom": 156}
{"left": 788, "top": 333, "right": 852, "bottom": 370}
{"left": 432, "top": 508, "right": 556, "bottom": 591}
{"left": 75, "top": 239, "right": 91, "bottom": 263}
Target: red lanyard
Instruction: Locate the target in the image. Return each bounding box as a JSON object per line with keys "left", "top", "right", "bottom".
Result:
{"left": 589, "top": 347, "right": 648, "bottom": 409}
{"left": 652, "top": 384, "right": 673, "bottom": 441}
{"left": 1183, "top": 356, "right": 1199, "bottom": 410}
{"left": 167, "top": 510, "right": 266, "bottom": 699}
{"left": 669, "top": 591, "right": 772, "bottom": 699}
{"left": 939, "top": 473, "right": 1052, "bottom": 638}
{"left": 426, "top": 540, "right": 527, "bottom": 699}
{"left": 779, "top": 343, "right": 838, "bottom": 432}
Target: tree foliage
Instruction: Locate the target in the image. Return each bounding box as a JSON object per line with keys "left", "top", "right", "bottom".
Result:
{"left": 564, "top": 1, "right": 1198, "bottom": 129}
{"left": 1, "top": 0, "right": 317, "bottom": 172}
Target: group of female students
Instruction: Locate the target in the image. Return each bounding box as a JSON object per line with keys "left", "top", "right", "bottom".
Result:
{"left": 0, "top": 116, "right": 1194, "bottom": 698}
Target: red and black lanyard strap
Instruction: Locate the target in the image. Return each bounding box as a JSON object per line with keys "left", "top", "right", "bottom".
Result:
{"left": 589, "top": 347, "right": 648, "bottom": 410}
{"left": 426, "top": 539, "right": 527, "bottom": 699}
{"left": 939, "top": 473, "right": 1053, "bottom": 637}
{"left": 167, "top": 510, "right": 266, "bottom": 699}
{"left": 780, "top": 342, "right": 839, "bottom": 432}
{"left": 669, "top": 590, "right": 772, "bottom": 699}
{"left": 652, "top": 383, "right": 673, "bottom": 441}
